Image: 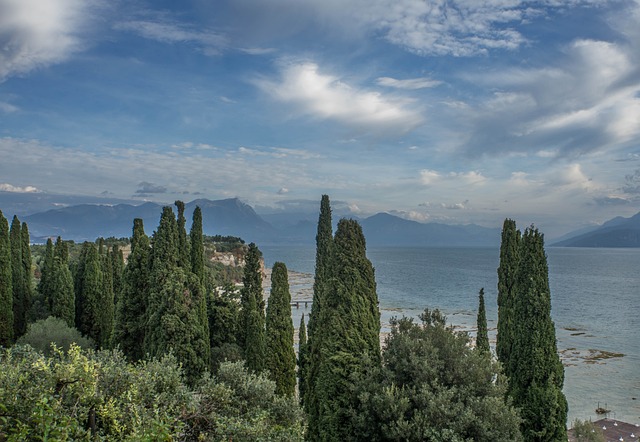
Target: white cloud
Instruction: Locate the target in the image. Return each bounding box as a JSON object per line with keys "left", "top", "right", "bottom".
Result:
{"left": 277, "top": 187, "right": 289, "bottom": 194}
{"left": 377, "top": 76, "right": 442, "bottom": 89}
{"left": 254, "top": 62, "right": 423, "bottom": 135}
{"left": 0, "top": 0, "right": 93, "bottom": 81}
{"left": 0, "top": 183, "right": 40, "bottom": 193}
{"left": 420, "top": 169, "right": 486, "bottom": 186}
{"left": 114, "top": 19, "right": 227, "bottom": 55}
{"left": 0, "top": 101, "right": 19, "bottom": 113}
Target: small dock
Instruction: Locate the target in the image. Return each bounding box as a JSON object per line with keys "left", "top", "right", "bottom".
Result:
{"left": 290, "top": 300, "right": 312, "bottom": 309}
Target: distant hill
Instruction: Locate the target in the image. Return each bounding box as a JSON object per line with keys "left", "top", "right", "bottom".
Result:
{"left": 552, "top": 212, "right": 640, "bottom": 247}
{"left": 23, "top": 198, "right": 276, "bottom": 243}
{"left": 15, "top": 199, "right": 500, "bottom": 246}
{"left": 361, "top": 212, "right": 500, "bottom": 247}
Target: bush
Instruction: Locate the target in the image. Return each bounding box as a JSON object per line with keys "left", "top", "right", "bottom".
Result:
{"left": 16, "top": 316, "right": 93, "bottom": 355}
{"left": 571, "top": 419, "right": 605, "bottom": 442}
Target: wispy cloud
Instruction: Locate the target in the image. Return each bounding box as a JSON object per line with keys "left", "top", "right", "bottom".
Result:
{"left": 254, "top": 61, "right": 424, "bottom": 135}
{"left": 0, "top": 0, "right": 95, "bottom": 81}
{"left": 377, "top": 76, "right": 442, "bottom": 90}
{"left": 114, "top": 17, "right": 227, "bottom": 55}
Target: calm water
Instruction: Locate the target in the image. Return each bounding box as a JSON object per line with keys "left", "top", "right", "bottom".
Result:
{"left": 262, "top": 245, "right": 640, "bottom": 425}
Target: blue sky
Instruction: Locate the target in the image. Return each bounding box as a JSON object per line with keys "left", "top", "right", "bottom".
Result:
{"left": 1, "top": 0, "right": 639, "bottom": 237}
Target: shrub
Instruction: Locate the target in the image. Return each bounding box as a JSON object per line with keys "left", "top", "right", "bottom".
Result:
{"left": 16, "top": 316, "right": 93, "bottom": 355}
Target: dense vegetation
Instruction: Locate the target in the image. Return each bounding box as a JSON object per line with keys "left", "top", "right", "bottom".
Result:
{"left": 0, "top": 198, "right": 569, "bottom": 440}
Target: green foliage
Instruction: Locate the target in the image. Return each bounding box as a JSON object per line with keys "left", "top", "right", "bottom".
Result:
{"left": 16, "top": 316, "right": 93, "bottom": 355}
{"left": 510, "top": 226, "right": 567, "bottom": 441}
{"left": 146, "top": 207, "right": 210, "bottom": 385}
{"left": 571, "top": 419, "right": 605, "bottom": 442}
{"left": 38, "top": 237, "right": 54, "bottom": 313}
{"left": 209, "top": 286, "right": 242, "bottom": 369}
{"left": 20, "top": 222, "right": 33, "bottom": 319}
{"left": 0, "top": 346, "right": 304, "bottom": 441}
{"left": 190, "top": 206, "right": 206, "bottom": 284}
{"left": 266, "top": 262, "right": 297, "bottom": 396}
{"left": 110, "top": 244, "right": 125, "bottom": 309}
{"left": 113, "top": 218, "right": 150, "bottom": 361}
{"left": 175, "top": 200, "right": 191, "bottom": 269}
{"left": 50, "top": 255, "right": 75, "bottom": 327}
{"left": 476, "top": 287, "right": 490, "bottom": 355}
{"left": 10, "top": 216, "right": 28, "bottom": 339}
{"left": 308, "top": 218, "right": 381, "bottom": 441}
{"left": 305, "top": 194, "right": 333, "bottom": 428}
{"left": 98, "top": 239, "right": 115, "bottom": 348}
{"left": 188, "top": 361, "right": 305, "bottom": 441}
{"left": 0, "top": 210, "right": 14, "bottom": 346}
{"left": 239, "top": 242, "right": 266, "bottom": 373}
{"left": 297, "top": 313, "right": 308, "bottom": 405}
{"left": 351, "top": 311, "right": 523, "bottom": 442}
{"left": 496, "top": 218, "right": 520, "bottom": 370}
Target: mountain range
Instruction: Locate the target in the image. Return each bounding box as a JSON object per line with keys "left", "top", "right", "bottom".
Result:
{"left": 16, "top": 197, "right": 500, "bottom": 246}
{"left": 2, "top": 194, "right": 638, "bottom": 247}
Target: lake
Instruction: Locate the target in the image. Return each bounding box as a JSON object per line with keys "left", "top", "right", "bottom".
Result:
{"left": 261, "top": 245, "right": 640, "bottom": 425}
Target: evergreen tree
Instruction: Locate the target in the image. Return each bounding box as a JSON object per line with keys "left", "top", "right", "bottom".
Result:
{"left": 10, "top": 216, "right": 27, "bottom": 338}
{"left": 175, "top": 200, "right": 190, "bottom": 269}
{"left": 190, "top": 206, "right": 205, "bottom": 285}
{"left": 39, "top": 238, "right": 54, "bottom": 312}
{"left": 239, "top": 242, "right": 266, "bottom": 373}
{"left": 113, "top": 219, "right": 150, "bottom": 361}
{"left": 309, "top": 218, "right": 381, "bottom": 441}
{"left": 146, "top": 207, "right": 210, "bottom": 384}
{"left": 74, "top": 242, "right": 91, "bottom": 330}
{"left": 99, "top": 240, "right": 115, "bottom": 348}
{"left": 297, "top": 313, "right": 308, "bottom": 405}
{"left": 111, "top": 245, "right": 125, "bottom": 309}
{"left": 208, "top": 286, "right": 242, "bottom": 369}
{"left": 20, "top": 222, "right": 32, "bottom": 320}
{"left": 509, "top": 227, "right": 567, "bottom": 441}
{"left": 50, "top": 237, "right": 75, "bottom": 327}
{"left": 476, "top": 287, "right": 490, "bottom": 355}
{"left": 76, "top": 243, "right": 106, "bottom": 346}
{"left": 0, "top": 210, "right": 14, "bottom": 346}
{"left": 265, "top": 262, "right": 296, "bottom": 396}
{"left": 304, "top": 195, "right": 334, "bottom": 424}
{"left": 496, "top": 218, "right": 520, "bottom": 372}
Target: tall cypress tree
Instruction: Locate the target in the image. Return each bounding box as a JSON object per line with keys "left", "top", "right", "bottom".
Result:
{"left": 305, "top": 195, "right": 334, "bottom": 425}
{"left": 20, "top": 222, "right": 32, "bottom": 320}
{"left": 310, "top": 218, "right": 381, "bottom": 441}
{"left": 265, "top": 262, "right": 296, "bottom": 396}
{"left": 510, "top": 227, "right": 567, "bottom": 441}
{"left": 476, "top": 287, "right": 490, "bottom": 355}
{"left": 10, "top": 216, "right": 27, "bottom": 338}
{"left": 39, "top": 238, "right": 54, "bottom": 313}
{"left": 76, "top": 242, "right": 106, "bottom": 347}
{"left": 74, "top": 242, "right": 91, "bottom": 330}
{"left": 0, "top": 210, "right": 14, "bottom": 346}
{"left": 297, "top": 313, "right": 308, "bottom": 405}
{"left": 239, "top": 242, "right": 266, "bottom": 373}
{"left": 146, "top": 207, "right": 210, "bottom": 384}
{"left": 496, "top": 218, "right": 520, "bottom": 373}
{"left": 111, "top": 245, "right": 125, "bottom": 309}
{"left": 50, "top": 237, "right": 75, "bottom": 327}
{"left": 113, "top": 219, "right": 150, "bottom": 361}
{"left": 99, "top": 240, "right": 115, "bottom": 348}
{"left": 190, "top": 206, "right": 205, "bottom": 285}
{"left": 175, "top": 200, "right": 190, "bottom": 269}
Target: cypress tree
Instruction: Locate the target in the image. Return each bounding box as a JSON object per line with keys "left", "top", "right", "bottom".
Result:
{"left": 99, "top": 241, "right": 115, "bottom": 348}
{"left": 175, "top": 200, "right": 190, "bottom": 269}
{"left": 297, "top": 313, "right": 308, "bottom": 405}
{"left": 111, "top": 244, "right": 125, "bottom": 309}
{"left": 305, "top": 195, "right": 334, "bottom": 424}
{"left": 310, "top": 218, "right": 381, "bottom": 441}
{"left": 74, "top": 242, "right": 91, "bottom": 330}
{"left": 50, "top": 237, "right": 75, "bottom": 327}
{"left": 476, "top": 287, "right": 490, "bottom": 355}
{"left": 113, "top": 219, "right": 150, "bottom": 361}
{"left": 39, "top": 238, "right": 54, "bottom": 312}
{"left": 146, "top": 207, "right": 210, "bottom": 383}
{"left": 76, "top": 242, "right": 106, "bottom": 347}
{"left": 239, "top": 242, "right": 266, "bottom": 373}
{"left": 10, "top": 216, "right": 27, "bottom": 338}
{"left": 0, "top": 210, "right": 14, "bottom": 346}
{"left": 496, "top": 218, "right": 520, "bottom": 373}
{"left": 20, "top": 222, "right": 32, "bottom": 319}
{"left": 190, "top": 206, "right": 205, "bottom": 285}
{"left": 265, "top": 262, "right": 296, "bottom": 396}
{"left": 510, "top": 227, "right": 567, "bottom": 441}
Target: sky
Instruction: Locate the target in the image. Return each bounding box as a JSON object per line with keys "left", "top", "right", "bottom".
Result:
{"left": 1, "top": 0, "right": 640, "bottom": 238}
